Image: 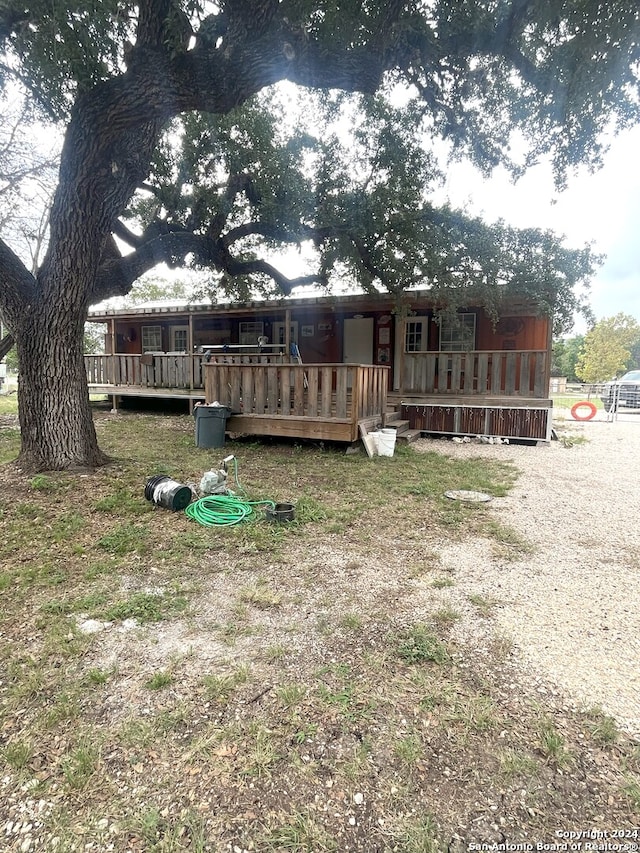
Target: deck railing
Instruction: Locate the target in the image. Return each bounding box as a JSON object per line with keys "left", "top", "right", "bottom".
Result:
{"left": 85, "top": 353, "right": 207, "bottom": 390}
{"left": 85, "top": 350, "right": 548, "bottom": 400}
{"left": 84, "top": 352, "right": 299, "bottom": 391}
{"left": 403, "top": 350, "right": 549, "bottom": 398}
{"left": 204, "top": 362, "right": 389, "bottom": 425}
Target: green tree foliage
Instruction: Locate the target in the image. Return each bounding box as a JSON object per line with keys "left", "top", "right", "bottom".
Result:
{"left": 552, "top": 335, "right": 585, "bottom": 382}
{"left": 629, "top": 338, "right": 640, "bottom": 370}
{"left": 576, "top": 314, "right": 640, "bottom": 383}
{"left": 83, "top": 322, "right": 106, "bottom": 354}
{"left": 0, "top": 0, "right": 638, "bottom": 469}
{"left": 123, "top": 90, "right": 598, "bottom": 333}
{"left": 120, "top": 273, "right": 193, "bottom": 308}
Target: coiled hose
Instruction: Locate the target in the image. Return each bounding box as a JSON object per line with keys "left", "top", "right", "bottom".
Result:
{"left": 185, "top": 494, "right": 275, "bottom": 527}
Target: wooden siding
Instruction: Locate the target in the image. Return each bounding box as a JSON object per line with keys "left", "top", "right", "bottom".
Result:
{"left": 403, "top": 350, "right": 548, "bottom": 398}
{"left": 401, "top": 402, "right": 551, "bottom": 441}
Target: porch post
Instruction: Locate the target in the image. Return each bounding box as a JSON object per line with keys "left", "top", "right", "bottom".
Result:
{"left": 188, "top": 311, "right": 195, "bottom": 413}
{"left": 109, "top": 318, "right": 116, "bottom": 384}
{"left": 395, "top": 314, "right": 406, "bottom": 393}
{"left": 188, "top": 312, "right": 194, "bottom": 389}
{"left": 285, "top": 308, "right": 292, "bottom": 362}
{"left": 544, "top": 315, "right": 553, "bottom": 398}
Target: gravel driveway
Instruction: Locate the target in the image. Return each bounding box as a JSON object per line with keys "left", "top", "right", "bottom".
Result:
{"left": 414, "top": 410, "right": 640, "bottom": 738}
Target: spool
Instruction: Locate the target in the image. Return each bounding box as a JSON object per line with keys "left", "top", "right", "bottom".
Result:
{"left": 377, "top": 429, "right": 396, "bottom": 457}
{"left": 144, "top": 475, "right": 193, "bottom": 511}
{"left": 266, "top": 502, "right": 295, "bottom": 523}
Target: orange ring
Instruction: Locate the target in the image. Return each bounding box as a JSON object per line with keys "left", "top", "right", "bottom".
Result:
{"left": 570, "top": 401, "right": 597, "bottom": 421}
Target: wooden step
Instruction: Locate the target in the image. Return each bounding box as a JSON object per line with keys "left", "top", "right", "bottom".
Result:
{"left": 397, "top": 428, "right": 422, "bottom": 444}
{"left": 384, "top": 418, "right": 410, "bottom": 434}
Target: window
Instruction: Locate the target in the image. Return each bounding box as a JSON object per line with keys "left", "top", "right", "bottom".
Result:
{"left": 404, "top": 317, "right": 429, "bottom": 352}
{"left": 439, "top": 313, "right": 476, "bottom": 351}
{"left": 272, "top": 321, "right": 299, "bottom": 346}
{"left": 171, "top": 326, "right": 189, "bottom": 352}
{"left": 142, "top": 325, "right": 162, "bottom": 351}
{"left": 238, "top": 321, "right": 264, "bottom": 346}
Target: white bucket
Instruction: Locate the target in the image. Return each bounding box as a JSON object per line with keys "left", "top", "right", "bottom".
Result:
{"left": 377, "top": 429, "right": 396, "bottom": 457}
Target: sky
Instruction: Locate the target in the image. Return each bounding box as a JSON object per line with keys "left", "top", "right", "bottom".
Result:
{"left": 241, "top": 97, "right": 640, "bottom": 337}
{"left": 437, "top": 124, "right": 640, "bottom": 336}
{"left": 9, "top": 78, "right": 638, "bottom": 336}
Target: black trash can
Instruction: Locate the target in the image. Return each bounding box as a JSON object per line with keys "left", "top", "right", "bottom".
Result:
{"left": 194, "top": 405, "right": 231, "bottom": 448}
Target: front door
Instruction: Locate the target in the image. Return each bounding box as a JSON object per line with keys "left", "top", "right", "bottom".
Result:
{"left": 272, "top": 321, "right": 299, "bottom": 352}
{"left": 343, "top": 317, "right": 373, "bottom": 364}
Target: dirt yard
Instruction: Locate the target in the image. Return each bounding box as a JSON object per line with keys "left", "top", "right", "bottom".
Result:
{"left": 414, "top": 413, "right": 640, "bottom": 739}
{"left": 1, "top": 408, "right": 639, "bottom": 851}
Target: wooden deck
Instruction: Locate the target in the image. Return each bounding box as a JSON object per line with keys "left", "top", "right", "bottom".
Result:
{"left": 84, "top": 349, "right": 552, "bottom": 441}
{"left": 204, "top": 362, "right": 389, "bottom": 443}
{"left": 402, "top": 350, "right": 548, "bottom": 397}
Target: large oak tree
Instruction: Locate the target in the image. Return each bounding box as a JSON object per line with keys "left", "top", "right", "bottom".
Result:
{"left": 0, "top": 0, "right": 638, "bottom": 471}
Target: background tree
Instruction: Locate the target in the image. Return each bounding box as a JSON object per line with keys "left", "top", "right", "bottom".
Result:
{"left": 0, "top": 88, "right": 60, "bottom": 360}
{"left": 119, "top": 273, "right": 194, "bottom": 308}
{"left": 552, "top": 334, "right": 585, "bottom": 382}
{"left": 629, "top": 336, "right": 640, "bottom": 371}
{"left": 1, "top": 1, "right": 639, "bottom": 471}
{"left": 575, "top": 314, "right": 640, "bottom": 383}
{"left": 83, "top": 322, "right": 106, "bottom": 355}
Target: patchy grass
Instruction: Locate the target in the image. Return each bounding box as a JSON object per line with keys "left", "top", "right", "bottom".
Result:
{"left": 0, "top": 408, "right": 638, "bottom": 851}
{"left": 552, "top": 394, "right": 604, "bottom": 411}
{"left": 467, "top": 592, "right": 501, "bottom": 617}
{"left": 396, "top": 624, "right": 449, "bottom": 665}
{"left": 583, "top": 706, "right": 620, "bottom": 745}
{"left": 484, "top": 519, "right": 536, "bottom": 561}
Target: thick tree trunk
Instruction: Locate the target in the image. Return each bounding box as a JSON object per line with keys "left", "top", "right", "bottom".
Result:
{"left": 15, "top": 305, "right": 108, "bottom": 472}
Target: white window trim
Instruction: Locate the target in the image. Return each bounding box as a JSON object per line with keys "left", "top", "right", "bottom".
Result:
{"left": 142, "top": 325, "right": 162, "bottom": 352}
{"left": 404, "top": 316, "right": 429, "bottom": 353}
{"left": 439, "top": 313, "right": 476, "bottom": 351}
{"left": 238, "top": 321, "right": 264, "bottom": 346}
{"left": 272, "top": 321, "right": 299, "bottom": 347}
{"left": 170, "top": 325, "right": 189, "bottom": 352}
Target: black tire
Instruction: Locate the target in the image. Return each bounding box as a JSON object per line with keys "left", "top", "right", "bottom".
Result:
{"left": 603, "top": 400, "right": 612, "bottom": 413}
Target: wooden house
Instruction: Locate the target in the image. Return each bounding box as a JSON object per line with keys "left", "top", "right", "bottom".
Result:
{"left": 86, "top": 289, "right": 552, "bottom": 442}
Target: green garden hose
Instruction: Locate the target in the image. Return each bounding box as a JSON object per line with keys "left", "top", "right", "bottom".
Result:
{"left": 185, "top": 494, "right": 275, "bottom": 527}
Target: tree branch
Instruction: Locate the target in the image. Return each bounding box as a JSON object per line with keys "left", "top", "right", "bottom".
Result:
{"left": 112, "top": 219, "right": 147, "bottom": 249}
{"left": 351, "top": 237, "right": 390, "bottom": 286}
{"left": 91, "top": 227, "right": 327, "bottom": 302}
{"left": 0, "top": 236, "right": 37, "bottom": 326}
{"left": 0, "top": 333, "right": 15, "bottom": 360}
{"left": 222, "top": 257, "right": 323, "bottom": 295}
{"left": 222, "top": 221, "right": 345, "bottom": 249}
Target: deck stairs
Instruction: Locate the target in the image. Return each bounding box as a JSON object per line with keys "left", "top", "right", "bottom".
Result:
{"left": 382, "top": 408, "right": 422, "bottom": 444}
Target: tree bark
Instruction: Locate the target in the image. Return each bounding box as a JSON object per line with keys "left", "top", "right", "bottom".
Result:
{"left": 0, "top": 333, "right": 14, "bottom": 360}
{"left": 14, "top": 300, "right": 108, "bottom": 472}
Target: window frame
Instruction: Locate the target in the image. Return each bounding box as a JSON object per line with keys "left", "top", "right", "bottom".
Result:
{"left": 404, "top": 316, "right": 429, "bottom": 353}
{"left": 170, "top": 325, "right": 189, "bottom": 352}
{"left": 272, "top": 321, "right": 299, "bottom": 347}
{"left": 238, "top": 321, "right": 265, "bottom": 346}
{"left": 141, "top": 325, "right": 162, "bottom": 352}
{"left": 439, "top": 313, "right": 476, "bottom": 352}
